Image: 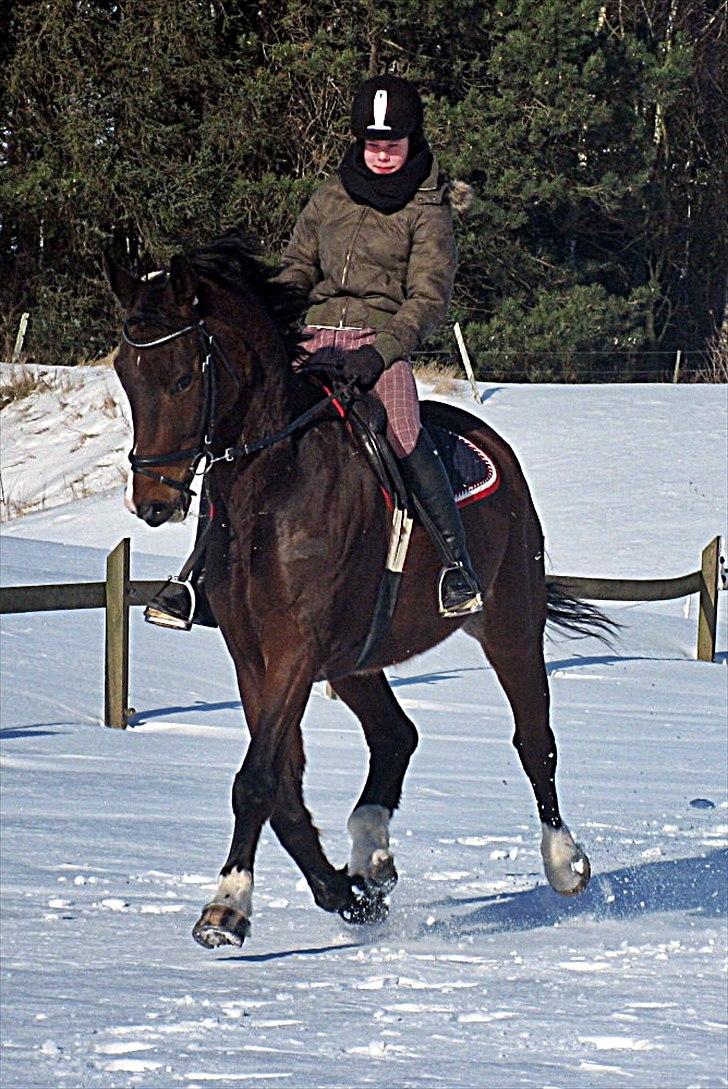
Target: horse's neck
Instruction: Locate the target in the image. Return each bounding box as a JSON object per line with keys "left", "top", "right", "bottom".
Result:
{"left": 239, "top": 350, "right": 293, "bottom": 439}
{"left": 210, "top": 287, "right": 294, "bottom": 441}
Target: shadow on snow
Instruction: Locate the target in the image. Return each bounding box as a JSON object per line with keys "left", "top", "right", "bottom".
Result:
{"left": 220, "top": 940, "right": 364, "bottom": 964}
{"left": 0, "top": 723, "right": 69, "bottom": 739}
{"left": 125, "top": 648, "right": 718, "bottom": 729}
{"left": 127, "top": 700, "right": 242, "bottom": 727}
{"left": 546, "top": 652, "right": 691, "bottom": 673}
{"left": 423, "top": 849, "right": 727, "bottom": 938}
{"left": 210, "top": 853, "right": 724, "bottom": 962}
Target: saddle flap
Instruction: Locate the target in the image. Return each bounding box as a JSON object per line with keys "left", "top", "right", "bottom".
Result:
{"left": 346, "top": 396, "right": 500, "bottom": 513}
{"left": 347, "top": 397, "right": 411, "bottom": 512}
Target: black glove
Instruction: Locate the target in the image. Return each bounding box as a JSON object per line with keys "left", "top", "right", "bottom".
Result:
{"left": 338, "top": 345, "right": 386, "bottom": 390}
{"left": 301, "top": 344, "right": 385, "bottom": 391}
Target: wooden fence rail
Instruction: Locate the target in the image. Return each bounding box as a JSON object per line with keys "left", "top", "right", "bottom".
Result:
{"left": 0, "top": 536, "right": 723, "bottom": 729}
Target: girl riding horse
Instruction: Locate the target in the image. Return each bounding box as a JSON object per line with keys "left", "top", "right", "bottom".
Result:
{"left": 146, "top": 74, "right": 482, "bottom": 630}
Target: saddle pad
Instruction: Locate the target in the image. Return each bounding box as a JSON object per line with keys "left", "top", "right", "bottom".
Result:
{"left": 429, "top": 424, "right": 500, "bottom": 507}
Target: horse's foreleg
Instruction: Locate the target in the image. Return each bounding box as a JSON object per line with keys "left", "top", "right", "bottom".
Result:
{"left": 192, "top": 656, "right": 314, "bottom": 949}
{"left": 332, "top": 672, "right": 419, "bottom": 900}
{"left": 480, "top": 631, "right": 590, "bottom": 896}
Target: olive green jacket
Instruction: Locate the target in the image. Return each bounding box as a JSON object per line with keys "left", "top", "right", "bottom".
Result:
{"left": 275, "top": 158, "right": 458, "bottom": 366}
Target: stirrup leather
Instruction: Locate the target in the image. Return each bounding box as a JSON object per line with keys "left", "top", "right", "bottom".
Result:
{"left": 437, "top": 564, "right": 483, "bottom": 619}
{"left": 144, "top": 576, "right": 196, "bottom": 631}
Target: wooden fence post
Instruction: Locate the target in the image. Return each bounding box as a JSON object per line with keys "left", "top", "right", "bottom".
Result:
{"left": 105, "top": 538, "right": 130, "bottom": 728}
{"left": 672, "top": 348, "right": 682, "bottom": 384}
{"left": 697, "top": 536, "right": 719, "bottom": 663}
{"left": 453, "top": 322, "right": 482, "bottom": 404}
{"left": 12, "top": 312, "right": 30, "bottom": 364}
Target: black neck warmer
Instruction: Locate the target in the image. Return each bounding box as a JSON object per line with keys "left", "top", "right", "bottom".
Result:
{"left": 338, "top": 136, "right": 434, "bottom": 214}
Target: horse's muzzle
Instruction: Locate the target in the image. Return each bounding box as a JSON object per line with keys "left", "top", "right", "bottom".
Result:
{"left": 137, "top": 499, "right": 181, "bottom": 527}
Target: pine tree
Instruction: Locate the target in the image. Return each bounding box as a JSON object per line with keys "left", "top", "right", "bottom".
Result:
{"left": 1, "top": 0, "right": 725, "bottom": 374}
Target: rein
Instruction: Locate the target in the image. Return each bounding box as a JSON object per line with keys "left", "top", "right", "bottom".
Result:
{"left": 207, "top": 388, "right": 351, "bottom": 465}
{"left": 122, "top": 317, "right": 352, "bottom": 495}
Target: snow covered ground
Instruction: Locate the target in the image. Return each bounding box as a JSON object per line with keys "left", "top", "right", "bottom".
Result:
{"left": 0, "top": 362, "right": 128, "bottom": 521}
{"left": 1, "top": 373, "right": 726, "bottom": 1088}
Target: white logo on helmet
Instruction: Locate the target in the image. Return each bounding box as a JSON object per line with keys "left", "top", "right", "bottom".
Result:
{"left": 368, "top": 89, "right": 392, "bottom": 131}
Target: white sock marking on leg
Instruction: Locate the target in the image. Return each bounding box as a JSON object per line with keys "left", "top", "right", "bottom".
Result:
{"left": 348, "top": 805, "right": 391, "bottom": 879}
{"left": 541, "top": 823, "right": 588, "bottom": 892}
{"left": 214, "top": 867, "right": 253, "bottom": 917}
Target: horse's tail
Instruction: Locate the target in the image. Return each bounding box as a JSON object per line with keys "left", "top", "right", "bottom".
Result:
{"left": 545, "top": 580, "right": 620, "bottom": 645}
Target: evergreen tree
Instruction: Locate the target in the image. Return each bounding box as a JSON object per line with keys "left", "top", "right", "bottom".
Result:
{"left": 1, "top": 0, "right": 725, "bottom": 375}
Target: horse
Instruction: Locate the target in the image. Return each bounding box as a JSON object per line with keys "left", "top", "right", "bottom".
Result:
{"left": 104, "top": 232, "right": 606, "bottom": 950}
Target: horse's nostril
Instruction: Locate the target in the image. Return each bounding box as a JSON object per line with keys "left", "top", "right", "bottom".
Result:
{"left": 138, "top": 500, "right": 173, "bottom": 527}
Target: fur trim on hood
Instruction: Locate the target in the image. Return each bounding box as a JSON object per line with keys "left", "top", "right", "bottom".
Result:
{"left": 446, "top": 180, "right": 475, "bottom": 214}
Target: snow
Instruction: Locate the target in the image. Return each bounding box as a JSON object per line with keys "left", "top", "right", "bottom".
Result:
{"left": 1, "top": 370, "right": 727, "bottom": 1088}
{"left": 0, "top": 362, "right": 130, "bottom": 521}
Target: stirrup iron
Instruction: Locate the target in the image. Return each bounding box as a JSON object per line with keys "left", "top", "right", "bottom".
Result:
{"left": 437, "top": 564, "right": 483, "bottom": 619}
{"left": 144, "top": 576, "right": 196, "bottom": 631}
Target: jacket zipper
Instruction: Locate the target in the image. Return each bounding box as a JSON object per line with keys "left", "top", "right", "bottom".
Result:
{"left": 339, "top": 208, "right": 368, "bottom": 327}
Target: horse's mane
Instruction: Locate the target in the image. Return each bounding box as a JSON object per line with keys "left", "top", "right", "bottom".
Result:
{"left": 187, "top": 228, "right": 307, "bottom": 360}
{"left": 187, "top": 228, "right": 270, "bottom": 291}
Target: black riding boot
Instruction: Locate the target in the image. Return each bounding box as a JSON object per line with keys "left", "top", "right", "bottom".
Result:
{"left": 144, "top": 568, "right": 217, "bottom": 631}
{"left": 399, "top": 428, "right": 483, "bottom": 618}
{"left": 144, "top": 517, "right": 218, "bottom": 631}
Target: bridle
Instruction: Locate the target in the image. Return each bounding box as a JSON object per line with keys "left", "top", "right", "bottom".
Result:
{"left": 123, "top": 317, "right": 221, "bottom": 496}
{"left": 122, "top": 315, "right": 352, "bottom": 498}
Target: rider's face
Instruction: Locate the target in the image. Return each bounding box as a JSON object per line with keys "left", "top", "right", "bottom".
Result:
{"left": 363, "top": 137, "right": 410, "bottom": 175}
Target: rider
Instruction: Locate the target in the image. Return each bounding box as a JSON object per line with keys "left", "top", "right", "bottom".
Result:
{"left": 145, "top": 74, "right": 482, "bottom": 630}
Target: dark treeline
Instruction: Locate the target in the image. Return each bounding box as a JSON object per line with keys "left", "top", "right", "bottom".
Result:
{"left": 2, "top": 0, "right": 726, "bottom": 378}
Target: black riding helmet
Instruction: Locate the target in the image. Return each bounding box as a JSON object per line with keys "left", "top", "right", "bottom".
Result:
{"left": 350, "top": 75, "right": 424, "bottom": 142}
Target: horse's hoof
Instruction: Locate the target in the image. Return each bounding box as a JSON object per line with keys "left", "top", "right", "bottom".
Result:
{"left": 370, "top": 852, "right": 398, "bottom": 895}
{"left": 546, "top": 844, "right": 591, "bottom": 897}
{"left": 557, "top": 848, "right": 591, "bottom": 896}
{"left": 541, "top": 825, "right": 591, "bottom": 897}
{"left": 192, "top": 904, "right": 250, "bottom": 949}
{"left": 339, "top": 877, "right": 389, "bottom": 925}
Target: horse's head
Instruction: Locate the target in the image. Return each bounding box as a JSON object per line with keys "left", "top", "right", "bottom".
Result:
{"left": 105, "top": 232, "right": 298, "bottom": 526}
{"left": 105, "top": 252, "right": 224, "bottom": 526}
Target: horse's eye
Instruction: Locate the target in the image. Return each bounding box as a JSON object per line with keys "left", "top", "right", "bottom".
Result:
{"left": 171, "top": 374, "right": 193, "bottom": 395}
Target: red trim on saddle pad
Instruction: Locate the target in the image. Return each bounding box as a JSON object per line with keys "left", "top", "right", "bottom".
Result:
{"left": 451, "top": 435, "right": 500, "bottom": 508}
{"left": 378, "top": 432, "right": 500, "bottom": 513}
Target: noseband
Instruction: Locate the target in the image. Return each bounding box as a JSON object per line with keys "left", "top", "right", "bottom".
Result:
{"left": 122, "top": 317, "right": 223, "bottom": 496}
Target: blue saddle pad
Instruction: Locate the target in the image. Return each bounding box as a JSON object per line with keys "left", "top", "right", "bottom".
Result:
{"left": 429, "top": 424, "right": 500, "bottom": 507}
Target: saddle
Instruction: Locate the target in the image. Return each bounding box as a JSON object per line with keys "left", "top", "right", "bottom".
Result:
{"left": 345, "top": 394, "right": 500, "bottom": 514}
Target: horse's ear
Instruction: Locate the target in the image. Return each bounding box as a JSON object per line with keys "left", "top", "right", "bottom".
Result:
{"left": 169, "top": 254, "right": 198, "bottom": 308}
{"left": 103, "top": 250, "right": 138, "bottom": 312}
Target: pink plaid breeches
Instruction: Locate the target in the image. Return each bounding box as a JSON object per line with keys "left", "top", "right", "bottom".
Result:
{"left": 299, "top": 326, "right": 422, "bottom": 456}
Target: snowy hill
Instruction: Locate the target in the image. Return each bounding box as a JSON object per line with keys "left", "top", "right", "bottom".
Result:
{"left": 1, "top": 373, "right": 726, "bottom": 1089}
{"left": 0, "top": 362, "right": 129, "bottom": 521}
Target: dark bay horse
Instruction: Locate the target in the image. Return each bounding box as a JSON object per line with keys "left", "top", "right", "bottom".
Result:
{"left": 105, "top": 234, "right": 602, "bottom": 950}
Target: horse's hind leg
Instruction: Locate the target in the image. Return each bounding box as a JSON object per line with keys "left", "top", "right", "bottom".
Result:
{"left": 467, "top": 606, "right": 591, "bottom": 897}
{"left": 331, "top": 671, "right": 419, "bottom": 898}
